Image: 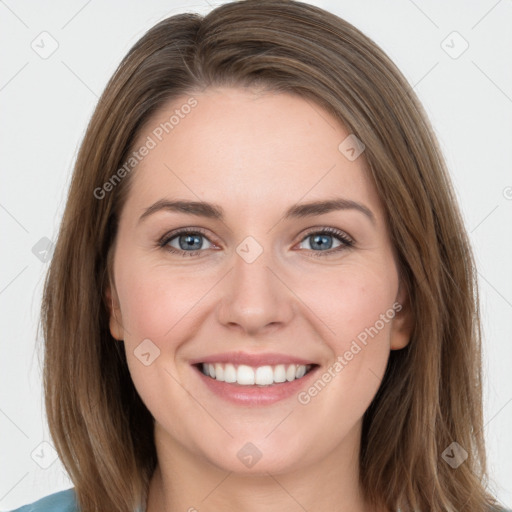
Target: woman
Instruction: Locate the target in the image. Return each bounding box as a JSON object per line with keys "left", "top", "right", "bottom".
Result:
{"left": 7, "top": 0, "right": 507, "bottom": 511}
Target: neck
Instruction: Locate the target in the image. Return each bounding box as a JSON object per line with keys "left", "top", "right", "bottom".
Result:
{"left": 145, "top": 422, "right": 383, "bottom": 512}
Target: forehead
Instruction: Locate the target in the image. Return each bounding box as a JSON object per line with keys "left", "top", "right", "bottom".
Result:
{"left": 125, "top": 87, "right": 383, "bottom": 221}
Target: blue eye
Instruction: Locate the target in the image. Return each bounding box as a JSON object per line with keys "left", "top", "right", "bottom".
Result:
{"left": 160, "top": 229, "right": 213, "bottom": 257}
{"left": 300, "top": 232, "right": 340, "bottom": 251}
{"left": 158, "top": 227, "right": 354, "bottom": 258}
{"left": 298, "top": 228, "right": 354, "bottom": 257}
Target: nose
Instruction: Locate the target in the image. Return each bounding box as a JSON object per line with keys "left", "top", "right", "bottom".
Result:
{"left": 216, "top": 244, "right": 295, "bottom": 337}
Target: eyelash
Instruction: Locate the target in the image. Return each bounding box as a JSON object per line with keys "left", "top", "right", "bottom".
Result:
{"left": 157, "top": 227, "right": 354, "bottom": 258}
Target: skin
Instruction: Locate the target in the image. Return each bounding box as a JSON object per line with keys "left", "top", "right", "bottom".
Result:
{"left": 107, "top": 87, "right": 412, "bottom": 512}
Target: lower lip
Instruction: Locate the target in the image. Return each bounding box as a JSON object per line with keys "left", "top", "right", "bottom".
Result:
{"left": 193, "top": 365, "right": 319, "bottom": 406}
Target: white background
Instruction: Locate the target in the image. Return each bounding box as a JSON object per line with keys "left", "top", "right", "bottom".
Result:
{"left": 1, "top": 0, "right": 511, "bottom": 509}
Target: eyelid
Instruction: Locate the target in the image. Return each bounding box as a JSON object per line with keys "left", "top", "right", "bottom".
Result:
{"left": 158, "top": 225, "right": 355, "bottom": 258}
{"left": 298, "top": 225, "right": 354, "bottom": 243}
{"left": 158, "top": 226, "right": 217, "bottom": 246}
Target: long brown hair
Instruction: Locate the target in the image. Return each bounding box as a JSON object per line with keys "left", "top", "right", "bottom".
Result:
{"left": 42, "top": 1, "right": 499, "bottom": 510}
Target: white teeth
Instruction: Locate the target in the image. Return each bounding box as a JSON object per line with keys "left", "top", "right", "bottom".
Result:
{"left": 273, "top": 364, "right": 287, "bottom": 383}
{"left": 214, "top": 363, "right": 224, "bottom": 381}
{"left": 237, "top": 365, "right": 255, "bottom": 385}
{"left": 224, "top": 363, "right": 237, "bottom": 383}
{"left": 200, "top": 362, "right": 312, "bottom": 385}
{"left": 255, "top": 365, "right": 274, "bottom": 385}
{"left": 296, "top": 365, "right": 306, "bottom": 379}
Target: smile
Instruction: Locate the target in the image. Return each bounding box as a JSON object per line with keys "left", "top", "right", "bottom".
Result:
{"left": 190, "top": 351, "right": 320, "bottom": 405}
{"left": 199, "top": 363, "right": 314, "bottom": 386}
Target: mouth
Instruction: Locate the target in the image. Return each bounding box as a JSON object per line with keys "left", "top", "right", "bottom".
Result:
{"left": 191, "top": 355, "right": 320, "bottom": 406}
{"left": 195, "top": 362, "right": 317, "bottom": 386}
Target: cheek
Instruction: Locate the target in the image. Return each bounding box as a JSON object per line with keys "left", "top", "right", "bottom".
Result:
{"left": 292, "top": 260, "right": 398, "bottom": 407}
{"left": 115, "top": 259, "right": 204, "bottom": 343}
{"left": 115, "top": 261, "right": 202, "bottom": 436}
{"left": 292, "top": 268, "right": 397, "bottom": 435}
{"left": 294, "top": 259, "right": 399, "bottom": 350}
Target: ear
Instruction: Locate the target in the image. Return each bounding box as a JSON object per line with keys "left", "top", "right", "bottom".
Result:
{"left": 390, "top": 280, "right": 414, "bottom": 350}
{"left": 105, "top": 282, "right": 124, "bottom": 341}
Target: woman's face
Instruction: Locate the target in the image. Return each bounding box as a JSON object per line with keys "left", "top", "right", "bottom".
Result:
{"left": 108, "top": 86, "right": 411, "bottom": 475}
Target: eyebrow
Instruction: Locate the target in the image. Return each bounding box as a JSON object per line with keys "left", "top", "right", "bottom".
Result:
{"left": 138, "top": 198, "right": 376, "bottom": 225}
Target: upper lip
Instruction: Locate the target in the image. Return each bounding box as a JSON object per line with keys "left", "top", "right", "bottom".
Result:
{"left": 190, "top": 351, "right": 317, "bottom": 367}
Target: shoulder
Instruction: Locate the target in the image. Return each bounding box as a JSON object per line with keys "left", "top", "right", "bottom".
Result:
{"left": 3, "top": 488, "right": 78, "bottom": 512}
